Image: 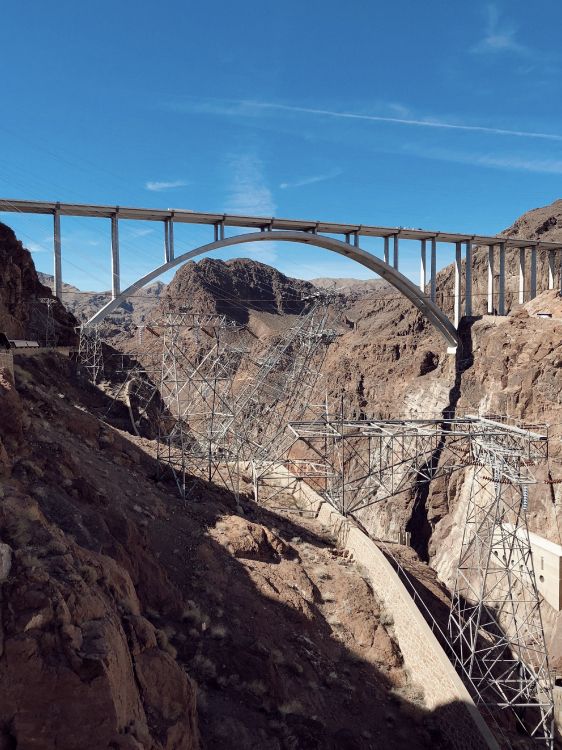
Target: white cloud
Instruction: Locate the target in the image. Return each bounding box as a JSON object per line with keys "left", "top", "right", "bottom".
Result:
{"left": 123, "top": 226, "right": 154, "bottom": 238}
{"left": 27, "top": 241, "right": 49, "bottom": 254}
{"left": 145, "top": 180, "right": 188, "bottom": 192}
{"left": 225, "top": 153, "right": 276, "bottom": 215}
{"left": 222, "top": 153, "right": 278, "bottom": 263}
{"left": 245, "top": 101, "right": 562, "bottom": 142}
{"left": 169, "top": 97, "right": 562, "bottom": 144}
{"left": 471, "top": 4, "right": 529, "bottom": 56}
{"left": 475, "top": 155, "right": 562, "bottom": 174}
{"left": 404, "top": 144, "right": 562, "bottom": 175}
{"left": 279, "top": 169, "right": 342, "bottom": 190}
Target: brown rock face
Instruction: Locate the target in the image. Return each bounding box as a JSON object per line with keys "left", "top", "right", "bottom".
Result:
{"left": 160, "top": 258, "right": 316, "bottom": 323}
{"left": 216, "top": 516, "right": 292, "bottom": 561}
{"left": 0, "top": 355, "right": 199, "bottom": 750}
{"left": 0, "top": 349, "right": 457, "bottom": 750}
{"left": 436, "top": 198, "right": 562, "bottom": 317}
{"left": 0, "top": 223, "right": 77, "bottom": 344}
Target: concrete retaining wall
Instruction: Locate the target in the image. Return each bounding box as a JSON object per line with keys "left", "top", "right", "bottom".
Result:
{"left": 257, "top": 464, "right": 500, "bottom": 750}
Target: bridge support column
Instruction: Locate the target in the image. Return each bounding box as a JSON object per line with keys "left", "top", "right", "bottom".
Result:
{"left": 454, "top": 242, "right": 462, "bottom": 328}
{"left": 518, "top": 247, "right": 526, "bottom": 304}
{"left": 487, "top": 244, "right": 494, "bottom": 313}
{"left": 465, "top": 241, "right": 472, "bottom": 316}
{"left": 383, "top": 236, "right": 389, "bottom": 264}
{"left": 164, "top": 218, "right": 175, "bottom": 262}
{"left": 219, "top": 221, "right": 225, "bottom": 240}
{"left": 214, "top": 221, "right": 225, "bottom": 241}
{"left": 53, "top": 206, "right": 62, "bottom": 299}
{"left": 419, "top": 239, "right": 426, "bottom": 292}
{"left": 111, "top": 214, "right": 120, "bottom": 299}
{"left": 430, "top": 237, "right": 436, "bottom": 302}
{"left": 498, "top": 242, "right": 505, "bottom": 315}
{"left": 530, "top": 246, "right": 537, "bottom": 299}
{"left": 548, "top": 250, "right": 556, "bottom": 290}
{"left": 393, "top": 234, "right": 399, "bottom": 270}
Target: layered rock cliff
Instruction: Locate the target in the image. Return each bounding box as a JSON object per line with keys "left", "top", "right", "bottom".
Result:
{"left": 0, "top": 223, "right": 77, "bottom": 344}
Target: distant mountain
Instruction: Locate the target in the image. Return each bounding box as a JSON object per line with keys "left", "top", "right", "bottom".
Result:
{"left": 160, "top": 258, "right": 317, "bottom": 325}
{"left": 37, "top": 273, "right": 166, "bottom": 329}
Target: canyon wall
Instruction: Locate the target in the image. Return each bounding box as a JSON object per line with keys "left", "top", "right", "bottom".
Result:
{"left": 0, "top": 223, "right": 77, "bottom": 344}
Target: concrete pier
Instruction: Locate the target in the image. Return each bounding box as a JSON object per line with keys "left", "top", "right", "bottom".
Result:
{"left": 430, "top": 237, "right": 436, "bottom": 302}
{"left": 454, "top": 242, "right": 462, "bottom": 328}
{"left": 531, "top": 246, "right": 537, "bottom": 299}
{"left": 498, "top": 243, "right": 505, "bottom": 316}
{"left": 548, "top": 250, "right": 556, "bottom": 290}
{"left": 111, "top": 214, "right": 120, "bottom": 299}
{"left": 519, "top": 247, "right": 526, "bottom": 304}
{"left": 214, "top": 221, "right": 225, "bottom": 241}
{"left": 164, "top": 217, "right": 175, "bottom": 262}
{"left": 420, "top": 239, "right": 426, "bottom": 292}
{"left": 487, "top": 244, "right": 494, "bottom": 314}
{"left": 465, "top": 241, "right": 472, "bottom": 316}
{"left": 53, "top": 207, "right": 62, "bottom": 300}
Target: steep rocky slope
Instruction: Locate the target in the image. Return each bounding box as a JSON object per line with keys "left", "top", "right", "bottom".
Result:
{"left": 0, "top": 223, "right": 76, "bottom": 344}
{"left": 0, "top": 235, "right": 461, "bottom": 748}
{"left": 0, "top": 350, "right": 454, "bottom": 749}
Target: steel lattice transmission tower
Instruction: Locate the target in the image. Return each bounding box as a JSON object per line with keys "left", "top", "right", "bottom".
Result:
{"left": 449, "top": 420, "right": 554, "bottom": 748}
{"left": 156, "top": 311, "right": 198, "bottom": 499}
{"left": 78, "top": 324, "right": 104, "bottom": 383}
{"left": 155, "top": 311, "right": 239, "bottom": 499}
{"left": 38, "top": 297, "right": 57, "bottom": 347}
{"left": 280, "top": 412, "right": 554, "bottom": 746}
{"left": 153, "top": 296, "right": 334, "bottom": 500}
{"left": 223, "top": 295, "right": 335, "bottom": 464}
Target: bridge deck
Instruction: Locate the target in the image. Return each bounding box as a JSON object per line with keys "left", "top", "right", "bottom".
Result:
{"left": 0, "top": 198, "right": 559, "bottom": 250}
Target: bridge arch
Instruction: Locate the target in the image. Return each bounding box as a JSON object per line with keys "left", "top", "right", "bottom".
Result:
{"left": 85, "top": 230, "right": 458, "bottom": 347}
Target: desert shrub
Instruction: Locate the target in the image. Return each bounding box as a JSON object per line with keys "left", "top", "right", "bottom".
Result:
{"left": 191, "top": 653, "right": 216, "bottom": 680}
{"left": 379, "top": 608, "right": 394, "bottom": 627}
{"left": 44, "top": 540, "right": 67, "bottom": 556}
{"left": 181, "top": 600, "right": 207, "bottom": 627}
{"left": 209, "top": 624, "right": 227, "bottom": 640}
{"left": 155, "top": 628, "right": 177, "bottom": 658}
{"left": 278, "top": 699, "right": 304, "bottom": 716}
{"left": 246, "top": 679, "right": 268, "bottom": 697}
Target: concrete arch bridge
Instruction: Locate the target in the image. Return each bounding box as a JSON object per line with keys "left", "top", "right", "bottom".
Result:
{"left": 2, "top": 199, "right": 561, "bottom": 350}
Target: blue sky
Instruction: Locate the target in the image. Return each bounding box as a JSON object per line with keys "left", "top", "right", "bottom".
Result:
{"left": 2, "top": 0, "right": 562, "bottom": 291}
